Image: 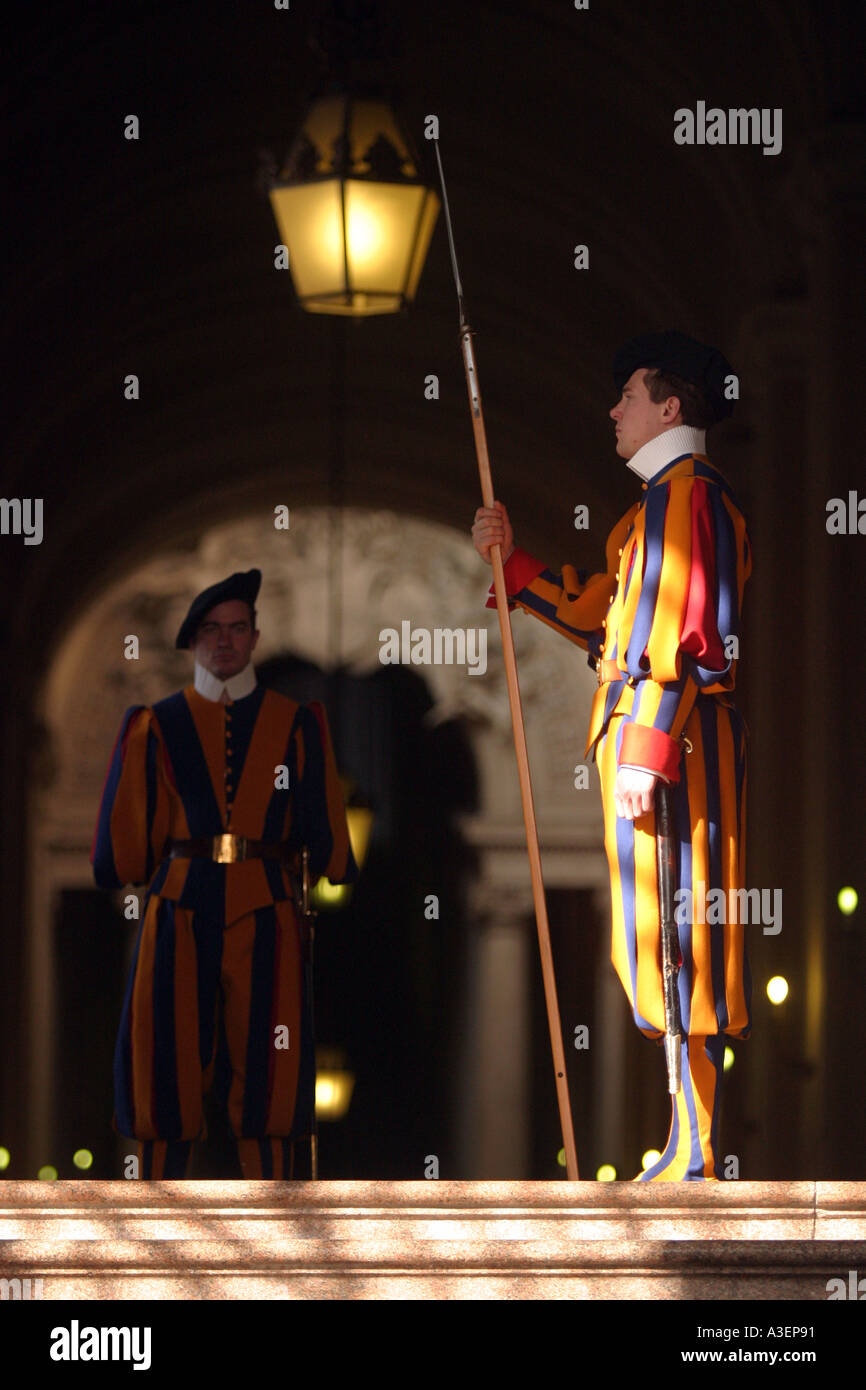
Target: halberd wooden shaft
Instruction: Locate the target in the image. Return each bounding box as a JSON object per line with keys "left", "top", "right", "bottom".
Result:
{"left": 458, "top": 321, "right": 579, "bottom": 1182}
{"left": 433, "top": 137, "right": 579, "bottom": 1179}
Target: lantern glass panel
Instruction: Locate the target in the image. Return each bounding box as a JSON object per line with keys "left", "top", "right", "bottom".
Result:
{"left": 269, "top": 179, "right": 346, "bottom": 298}
{"left": 405, "top": 192, "right": 440, "bottom": 300}
{"left": 343, "top": 179, "right": 425, "bottom": 292}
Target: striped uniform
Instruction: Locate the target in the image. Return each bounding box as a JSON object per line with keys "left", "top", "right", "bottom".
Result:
{"left": 488, "top": 452, "right": 752, "bottom": 1179}
{"left": 92, "top": 684, "right": 356, "bottom": 1179}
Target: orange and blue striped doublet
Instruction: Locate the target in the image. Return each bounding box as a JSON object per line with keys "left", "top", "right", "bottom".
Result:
{"left": 92, "top": 684, "right": 356, "bottom": 1174}
{"left": 489, "top": 454, "right": 752, "bottom": 1043}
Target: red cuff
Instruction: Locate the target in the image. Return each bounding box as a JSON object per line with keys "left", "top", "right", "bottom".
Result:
{"left": 485, "top": 547, "right": 546, "bottom": 608}
{"left": 619, "top": 723, "right": 682, "bottom": 783}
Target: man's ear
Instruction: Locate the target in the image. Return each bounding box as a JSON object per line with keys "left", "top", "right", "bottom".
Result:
{"left": 663, "top": 394, "right": 682, "bottom": 424}
{"left": 251, "top": 630, "right": 260, "bottom": 652}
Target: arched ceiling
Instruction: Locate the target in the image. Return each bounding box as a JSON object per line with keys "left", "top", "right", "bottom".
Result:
{"left": 4, "top": 0, "right": 851, "bottom": 679}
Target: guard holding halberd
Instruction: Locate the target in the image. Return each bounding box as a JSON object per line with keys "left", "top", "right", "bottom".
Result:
{"left": 472, "top": 331, "right": 752, "bottom": 1180}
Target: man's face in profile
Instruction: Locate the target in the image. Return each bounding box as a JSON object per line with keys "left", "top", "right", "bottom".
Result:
{"left": 609, "top": 368, "right": 678, "bottom": 460}
{"left": 192, "top": 599, "right": 259, "bottom": 679}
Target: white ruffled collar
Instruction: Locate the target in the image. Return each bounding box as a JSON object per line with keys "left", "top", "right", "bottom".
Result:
{"left": 626, "top": 424, "right": 707, "bottom": 482}
{"left": 193, "top": 660, "right": 257, "bottom": 703}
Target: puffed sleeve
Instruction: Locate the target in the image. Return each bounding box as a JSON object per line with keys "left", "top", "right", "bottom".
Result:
{"left": 91, "top": 706, "right": 171, "bottom": 888}
{"left": 618, "top": 475, "right": 751, "bottom": 781}
{"left": 484, "top": 503, "right": 641, "bottom": 657}
{"left": 294, "top": 701, "right": 359, "bottom": 885}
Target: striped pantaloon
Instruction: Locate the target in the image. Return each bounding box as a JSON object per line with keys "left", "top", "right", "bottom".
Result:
{"left": 596, "top": 693, "right": 751, "bottom": 1179}
{"left": 114, "top": 894, "right": 313, "bottom": 1179}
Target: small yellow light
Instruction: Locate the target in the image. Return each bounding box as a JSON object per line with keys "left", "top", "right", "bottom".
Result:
{"left": 641, "top": 1148, "right": 662, "bottom": 1170}
{"left": 556, "top": 1147, "right": 566, "bottom": 1168}
{"left": 73, "top": 1149, "right": 93, "bottom": 1171}
{"left": 313, "top": 879, "right": 349, "bottom": 909}
{"left": 0, "top": 1146, "right": 10, "bottom": 1170}
{"left": 723, "top": 1046, "right": 735, "bottom": 1072}
{"left": 316, "top": 1078, "right": 335, "bottom": 1107}
{"left": 315, "top": 1068, "right": 355, "bottom": 1120}
{"left": 767, "top": 975, "right": 789, "bottom": 1004}
{"left": 837, "top": 886, "right": 858, "bottom": 916}
{"left": 596, "top": 1163, "right": 617, "bottom": 1182}
{"left": 37, "top": 1165, "right": 58, "bottom": 1181}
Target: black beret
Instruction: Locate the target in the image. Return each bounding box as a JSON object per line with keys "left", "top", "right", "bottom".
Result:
{"left": 175, "top": 568, "right": 261, "bottom": 650}
{"left": 612, "top": 330, "right": 735, "bottom": 422}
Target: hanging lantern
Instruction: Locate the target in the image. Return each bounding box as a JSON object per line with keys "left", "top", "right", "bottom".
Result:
{"left": 269, "top": 92, "right": 439, "bottom": 316}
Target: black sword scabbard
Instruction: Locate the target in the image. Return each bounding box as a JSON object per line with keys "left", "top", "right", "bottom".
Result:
{"left": 655, "top": 781, "right": 683, "bottom": 1093}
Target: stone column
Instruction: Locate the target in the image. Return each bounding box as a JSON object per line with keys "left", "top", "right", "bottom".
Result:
{"left": 456, "top": 882, "right": 534, "bottom": 1178}
{"left": 795, "top": 124, "right": 866, "bottom": 1175}
{"left": 736, "top": 300, "right": 811, "bottom": 1178}
{"left": 740, "top": 121, "right": 866, "bottom": 1178}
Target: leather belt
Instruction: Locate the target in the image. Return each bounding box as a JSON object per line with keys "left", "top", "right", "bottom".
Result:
{"left": 168, "top": 835, "right": 289, "bottom": 865}
{"left": 596, "top": 658, "right": 633, "bottom": 687}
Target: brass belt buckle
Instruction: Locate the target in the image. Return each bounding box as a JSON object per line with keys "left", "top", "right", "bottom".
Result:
{"left": 214, "top": 833, "right": 246, "bottom": 863}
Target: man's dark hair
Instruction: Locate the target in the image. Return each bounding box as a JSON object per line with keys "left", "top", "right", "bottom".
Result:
{"left": 643, "top": 368, "right": 716, "bottom": 430}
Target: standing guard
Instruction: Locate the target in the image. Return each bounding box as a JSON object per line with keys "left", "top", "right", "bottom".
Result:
{"left": 92, "top": 568, "right": 357, "bottom": 1179}
{"left": 472, "top": 332, "right": 752, "bottom": 1180}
